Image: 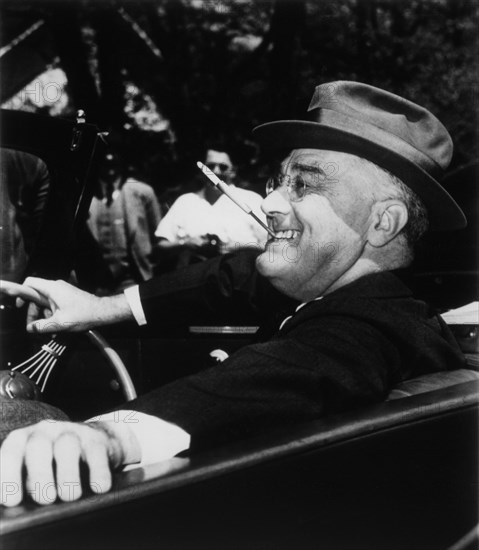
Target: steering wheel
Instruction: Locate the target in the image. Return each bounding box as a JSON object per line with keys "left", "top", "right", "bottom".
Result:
{"left": 0, "top": 280, "right": 137, "bottom": 402}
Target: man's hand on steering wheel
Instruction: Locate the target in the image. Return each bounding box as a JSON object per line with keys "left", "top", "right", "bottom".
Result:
{"left": 0, "top": 277, "right": 135, "bottom": 334}
{"left": 18, "top": 277, "right": 105, "bottom": 333}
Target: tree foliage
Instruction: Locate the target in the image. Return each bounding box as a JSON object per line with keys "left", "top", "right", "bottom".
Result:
{"left": 1, "top": 0, "right": 478, "bottom": 193}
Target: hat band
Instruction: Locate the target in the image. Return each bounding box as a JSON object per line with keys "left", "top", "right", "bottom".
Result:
{"left": 308, "top": 108, "right": 444, "bottom": 179}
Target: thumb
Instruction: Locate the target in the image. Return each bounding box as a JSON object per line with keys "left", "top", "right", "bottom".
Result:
{"left": 27, "top": 314, "right": 82, "bottom": 334}
{"left": 27, "top": 315, "right": 65, "bottom": 334}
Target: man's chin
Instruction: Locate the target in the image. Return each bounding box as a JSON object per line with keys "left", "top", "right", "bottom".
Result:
{"left": 255, "top": 251, "right": 286, "bottom": 279}
{"left": 255, "top": 250, "right": 269, "bottom": 276}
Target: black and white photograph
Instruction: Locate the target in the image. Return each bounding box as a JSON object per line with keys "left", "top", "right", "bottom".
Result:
{"left": 0, "top": 1, "right": 478, "bottom": 548}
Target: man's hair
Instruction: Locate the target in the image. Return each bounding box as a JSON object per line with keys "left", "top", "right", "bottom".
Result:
{"left": 387, "top": 171, "right": 429, "bottom": 247}
{"left": 204, "top": 144, "right": 235, "bottom": 165}
{"left": 358, "top": 157, "right": 429, "bottom": 248}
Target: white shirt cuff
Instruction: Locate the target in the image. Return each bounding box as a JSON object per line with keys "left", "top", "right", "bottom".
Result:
{"left": 88, "top": 410, "right": 191, "bottom": 468}
{"left": 124, "top": 285, "right": 147, "bottom": 326}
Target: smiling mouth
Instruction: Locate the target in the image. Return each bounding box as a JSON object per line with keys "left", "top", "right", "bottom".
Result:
{"left": 270, "top": 229, "right": 301, "bottom": 241}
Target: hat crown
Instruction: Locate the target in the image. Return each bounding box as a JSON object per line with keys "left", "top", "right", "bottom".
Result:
{"left": 252, "top": 80, "right": 466, "bottom": 230}
{"left": 308, "top": 81, "right": 453, "bottom": 171}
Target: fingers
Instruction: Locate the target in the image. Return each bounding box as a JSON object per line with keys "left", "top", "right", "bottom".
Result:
{"left": 0, "top": 421, "right": 115, "bottom": 507}
{"left": 22, "top": 280, "right": 58, "bottom": 334}
{"left": 82, "top": 438, "right": 113, "bottom": 495}
{"left": 23, "top": 277, "right": 63, "bottom": 300}
{"left": 0, "top": 280, "right": 45, "bottom": 303}
{"left": 24, "top": 432, "right": 56, "bottom": 505}
{"left": 1, "top": 429, "right": 29, "bottom": 507}
{"left": 53, "top": 433, "right": 83, "bottom": 502}
{"left": 23, "top": 278, "right": 97, "bottom": 334}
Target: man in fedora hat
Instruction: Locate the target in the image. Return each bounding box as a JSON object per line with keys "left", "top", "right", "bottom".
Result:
{"left": 1, "top": 82, "right": 466, "bottom": 507}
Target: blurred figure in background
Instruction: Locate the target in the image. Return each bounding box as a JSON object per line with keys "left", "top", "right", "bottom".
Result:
{"left": 0, "top": 148, "right": 50, "bottom": 283}
{"left": 155, "top": 148, "right": 266, "bottom": 262}
{"left": 88, "top": 150, "right": 161, "bottom": 294}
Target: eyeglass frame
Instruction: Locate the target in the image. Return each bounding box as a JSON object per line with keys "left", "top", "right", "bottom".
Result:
{"left": 265, "top": 163, "right": 339, "bottom": 202}
{"left": 265, "top": 173, "right": 321, "bottom": 202}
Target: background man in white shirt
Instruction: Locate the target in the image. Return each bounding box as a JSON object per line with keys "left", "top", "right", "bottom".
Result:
{"left": 155, "top": 148, "right": 267, "bottom": 253}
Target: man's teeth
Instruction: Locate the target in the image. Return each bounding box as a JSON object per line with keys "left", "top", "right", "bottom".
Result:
{"left": 273, "top": 230, "right": 299, "bottom": 240}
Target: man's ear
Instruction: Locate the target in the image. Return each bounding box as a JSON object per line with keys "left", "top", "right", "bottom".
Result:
{"left": 368, "top": 200, "right": 408, "bottom": 247}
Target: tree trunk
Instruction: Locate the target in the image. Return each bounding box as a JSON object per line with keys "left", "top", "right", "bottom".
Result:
{"left": 45, "top": 5, "right": 100, "bottom": 123}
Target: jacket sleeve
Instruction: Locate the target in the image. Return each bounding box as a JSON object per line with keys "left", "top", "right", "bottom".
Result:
{"left": 123, "top": 313, "right": 395, "bottom": 452}
{"left": 137, "top": 248, "right": 294, "bottom": 329}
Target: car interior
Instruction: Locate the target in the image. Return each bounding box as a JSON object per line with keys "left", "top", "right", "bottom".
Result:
{"left": 0, "top": 109, "right": 477, "bottom": 550}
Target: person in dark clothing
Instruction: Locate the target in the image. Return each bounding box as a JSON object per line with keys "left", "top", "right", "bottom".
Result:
{"left": 0, "top": 81, "right": 466, "bottom": 507}
{"left": 0, "top": 148, "right": 50, "bottom": 283}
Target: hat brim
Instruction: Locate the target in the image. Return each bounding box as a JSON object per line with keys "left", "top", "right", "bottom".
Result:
{"left": 253, "top": 120, "right": 466, "bottom": 231}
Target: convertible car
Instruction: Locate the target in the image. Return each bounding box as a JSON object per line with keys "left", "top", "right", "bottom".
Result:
{"left": 0, "top": 110, "right": 477, "bottom": 550}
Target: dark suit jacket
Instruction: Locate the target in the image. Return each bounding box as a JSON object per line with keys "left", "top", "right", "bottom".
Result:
{"left": 138, "top": 248, "right": 295, "bottom": 329}
{"left": 0, "top": 149, "right": 50, "bottom": 282}
{"left": 127, "top": 264, "right": 465, "bottom": 452}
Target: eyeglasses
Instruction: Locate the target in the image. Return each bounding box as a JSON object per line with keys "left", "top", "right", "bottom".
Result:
{"left": 266, "top": 162, "right": 339, "bottom": 201}
{"left": 205, "top": 162, "right": 231, "bottom": 173}
{"left": 266, "top": 173, "right": 309, "bottom": 202}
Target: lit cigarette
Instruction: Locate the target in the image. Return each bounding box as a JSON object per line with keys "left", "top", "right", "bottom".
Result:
{"left": 196, "top": 161, "right": 275, "bottom": 238}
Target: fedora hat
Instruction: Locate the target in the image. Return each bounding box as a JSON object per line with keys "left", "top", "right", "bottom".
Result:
{"left": 253, "top": 81, "right": 466, "bottom": 231}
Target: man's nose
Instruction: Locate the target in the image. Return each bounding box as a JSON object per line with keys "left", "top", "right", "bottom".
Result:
{"left": 261, "top": 187, "right": 291, "bottom": 217}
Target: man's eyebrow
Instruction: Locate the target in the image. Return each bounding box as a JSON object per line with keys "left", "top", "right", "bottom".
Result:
{"left": 290, "top": 161, "right": 327, "bottom": 177}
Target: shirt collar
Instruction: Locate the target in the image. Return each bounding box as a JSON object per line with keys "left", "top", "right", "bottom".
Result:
{"left": 279, "top": 296, "right": 323, "bottom": 331}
